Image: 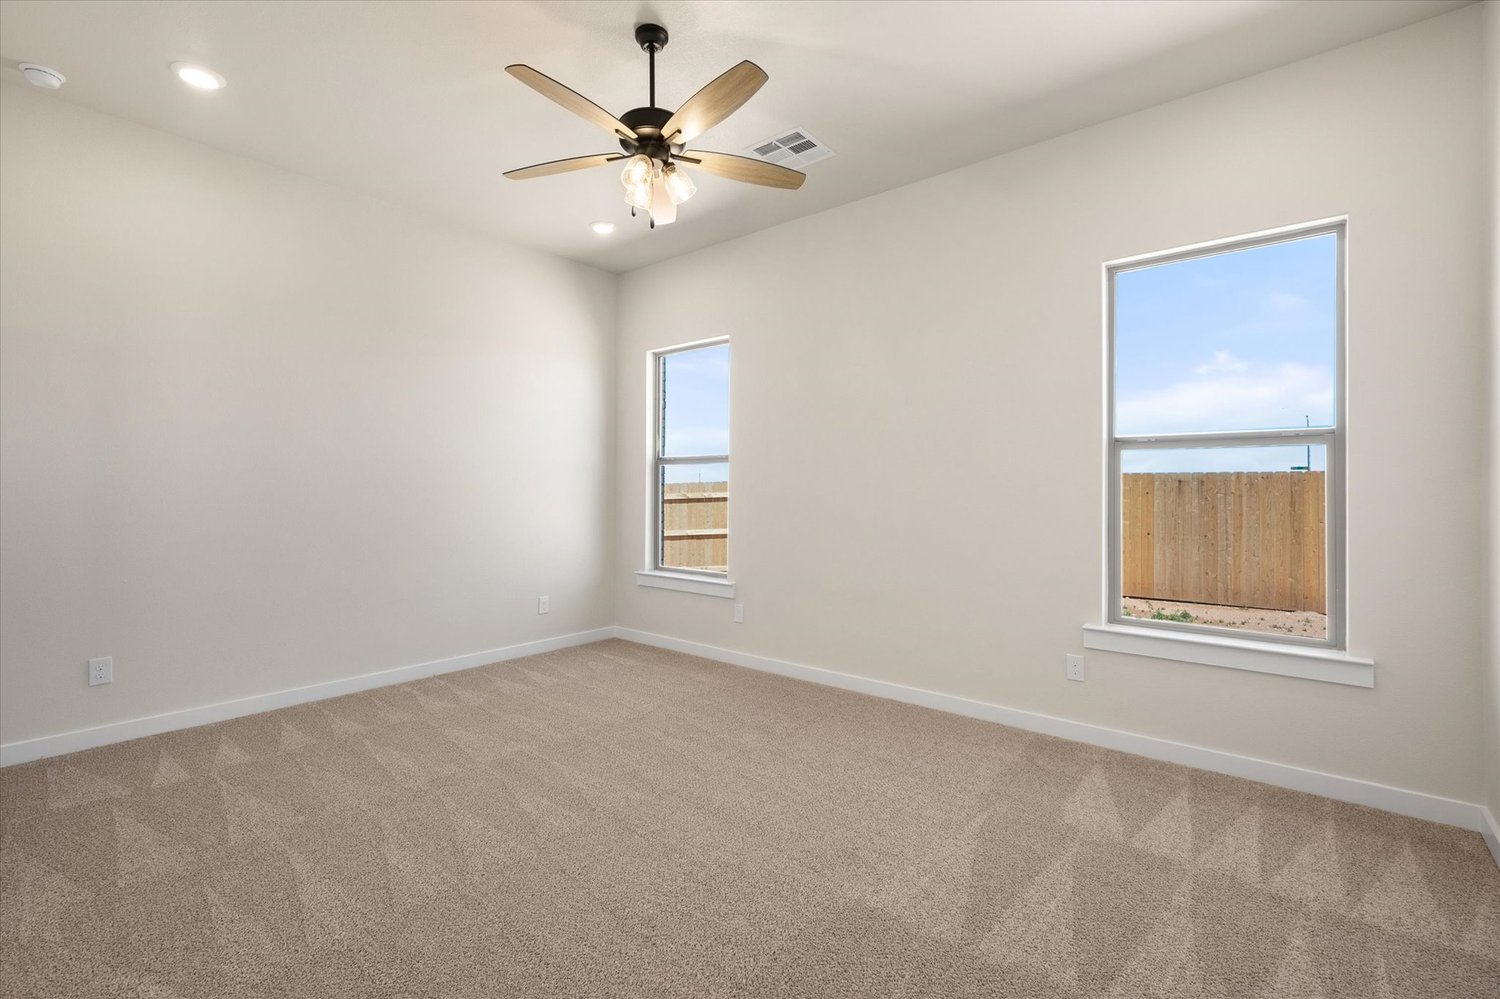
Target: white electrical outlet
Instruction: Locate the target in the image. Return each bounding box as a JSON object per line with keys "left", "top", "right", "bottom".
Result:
{"left": 733, "top": 603, "right": 744, "bottom": 623}
{"left": 538, "top": 596, "right": 550, "bottom": 614}
{"left": 1065, "top": 654, "right": 1085, "bottom": 682}
{"left": 88, "top": 656, "right": 113, "bottom": 686}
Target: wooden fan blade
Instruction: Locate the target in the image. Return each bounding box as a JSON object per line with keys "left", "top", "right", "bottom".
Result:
{"left": 504, "top": 153, "right": 624, "bottom": 180}
{"left": 676, "top": 150, "right": 805, "bottom": 190}
{"left": 660, "top": 61, "right": 768, "bottom": 145}
{"left": 506, "top": 65, "right": 637, "bottom": 141}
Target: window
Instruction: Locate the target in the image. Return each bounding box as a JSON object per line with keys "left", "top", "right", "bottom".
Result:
{"left": 651, "top": 339, "right": 730, "bottom": 579}
{"left": 1107, "top": 221, "right": 1344, "bottom": 650}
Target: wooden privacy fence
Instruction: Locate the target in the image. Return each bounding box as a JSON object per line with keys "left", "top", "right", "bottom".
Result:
{"left": 1123, "top": 471, "right": 1325, "bottom": 613}
{"left": 662, "top": 481, "right": 728, "bottom": 571}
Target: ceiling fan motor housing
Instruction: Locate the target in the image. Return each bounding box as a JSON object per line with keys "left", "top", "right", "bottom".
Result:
{"left": 619, "top": 106, "right": 681, "bottom": 159}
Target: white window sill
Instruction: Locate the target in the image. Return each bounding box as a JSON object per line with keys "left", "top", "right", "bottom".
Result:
{"left": 1082, "top": 623, "right": 1374, "bottom": 688}
{"left": 635, "top": 570, "right": 736, "bottom": 599}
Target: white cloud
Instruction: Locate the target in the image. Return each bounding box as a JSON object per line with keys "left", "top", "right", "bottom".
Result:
{"left": 1194, "top": 350, "right": 1248, "bottom": 376}
{"left": 1117, "top": 360, "right": 1332, "bottom": 436}
{"left": 1266, "top": 291, "right": 1309, "bottom": 314}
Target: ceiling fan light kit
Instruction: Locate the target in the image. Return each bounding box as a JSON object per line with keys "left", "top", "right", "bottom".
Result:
{"left": 504, "top": 22, "right": 806, "bottom": 230}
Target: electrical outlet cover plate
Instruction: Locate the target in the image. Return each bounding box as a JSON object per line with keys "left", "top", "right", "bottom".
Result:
{"left": 88, "top": 656, "right": 113, "bottom": 686}
{"left": 1065, "top": 654, "right": 1085, "bottom": 682}
{"left": 538, "top": 596, "right": 550, "bottom": 614}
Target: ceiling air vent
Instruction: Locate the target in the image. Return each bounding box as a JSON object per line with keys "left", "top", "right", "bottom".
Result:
{"left": 745, "top": 128, "right": 835, "bottom": 169}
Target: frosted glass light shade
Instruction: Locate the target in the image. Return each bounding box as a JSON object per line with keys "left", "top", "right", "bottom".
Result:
{"left": 648, "top": 178, "right": 677, "bottom": 226}
{"left": 620, "top": 155, "right": 654, "bottom": 188}
{"left": 624, "top": 178, "right": 652, "bottom": 210}
{"left": 662, "top": 164, "right": 696, "bottom": 206}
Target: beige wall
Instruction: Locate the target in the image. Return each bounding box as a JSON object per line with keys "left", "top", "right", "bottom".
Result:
{"left": 0, "top": 84, "right": 616, "bottom": 745}
{"left": 615, "top": 8, "right": 1489, "bottom": 802}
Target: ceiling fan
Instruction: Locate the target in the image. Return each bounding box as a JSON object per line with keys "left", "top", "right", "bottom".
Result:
{"left": 503, "top": 23, "right": 806, "bottom": 229}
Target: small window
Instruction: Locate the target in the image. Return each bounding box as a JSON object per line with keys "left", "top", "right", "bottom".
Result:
{"left": 653, "top": 340, "right": 729, "bottom": 575}
{"left": 1108, "top": 222, "right": 1344, "bottom": 647}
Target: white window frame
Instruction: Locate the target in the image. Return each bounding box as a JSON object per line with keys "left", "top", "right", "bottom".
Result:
{"left": 636, "top": 337, "right": 734, "bottom": 598}
{"left": 1095, "top": 219, "right": 1362, "bottom": 679}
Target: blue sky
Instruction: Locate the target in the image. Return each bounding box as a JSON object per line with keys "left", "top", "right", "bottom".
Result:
{"left": 660, "top": 343, "right": 729, "bottom": 484}
{"left": 1115, "top": 232, "right": 1336, "bottom": 472}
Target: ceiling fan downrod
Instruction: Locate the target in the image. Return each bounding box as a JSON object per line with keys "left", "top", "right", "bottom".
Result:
{"left": 635, "top": 23, "right": 668, "bottom": 110}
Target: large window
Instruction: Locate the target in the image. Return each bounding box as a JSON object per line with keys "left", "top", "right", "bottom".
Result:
{"left": 653, "top": 339, "right": 729, "bottom": 576}
{"left": 1108, "top": 221, "right": 1344, "bottom": 648}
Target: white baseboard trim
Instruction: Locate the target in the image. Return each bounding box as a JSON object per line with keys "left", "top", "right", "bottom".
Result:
{"left": 613, "top": 627, "right": 1491, "bottom": 838}
{"left": 1481, "top": 806, "right": 1500, "bottom": 868}
{"left": 0, "top": 627, "right": 615, "bottom": 767}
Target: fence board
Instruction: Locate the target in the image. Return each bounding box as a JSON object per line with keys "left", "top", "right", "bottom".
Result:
{"left": 662, "top": 481, "right": 728, "bottom": 571}
{"left": 1123, "top": 471, "right": 1324, "bottom": 613}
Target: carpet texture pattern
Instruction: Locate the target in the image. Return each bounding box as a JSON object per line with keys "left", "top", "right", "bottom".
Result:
{"left": 2, "top": 639, "right": 1497, "bottom": 998}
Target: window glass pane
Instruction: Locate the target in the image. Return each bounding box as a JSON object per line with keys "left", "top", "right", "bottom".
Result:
{"left": 661, "top": 343, "right": 729, "bottom": 457}
{"left": 1120, "top": 446, "right": 1327, "bottom": 640}
{"left": 1114, "top": 233, "right": 1336, "bottom": 435}
{"left": 661, "top": 462, "right": 728, "bottom": 572}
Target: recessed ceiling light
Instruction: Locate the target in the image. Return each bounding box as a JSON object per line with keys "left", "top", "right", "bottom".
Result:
{"left": 18, "top": 63, "right": 66, "bottom": 90}
{"left": 171, "top": 62, "right": 226, "bottom": 91}
{"left": 590, "top": 221, "right": 616, "bottom": 236}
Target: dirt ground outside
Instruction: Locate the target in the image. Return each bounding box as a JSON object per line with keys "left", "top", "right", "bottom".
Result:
{"left": 1121, "top": 597, "right": 1328, "bottom": 639}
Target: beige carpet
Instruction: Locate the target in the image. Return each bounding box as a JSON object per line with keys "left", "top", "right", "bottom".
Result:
{"left": 1, "top": 639, "right": 1496, "bottom": 998}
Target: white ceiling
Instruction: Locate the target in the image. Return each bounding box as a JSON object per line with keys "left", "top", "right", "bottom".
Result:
{"left": 0, "top": 0, "right": 1471, "bottom": 273}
